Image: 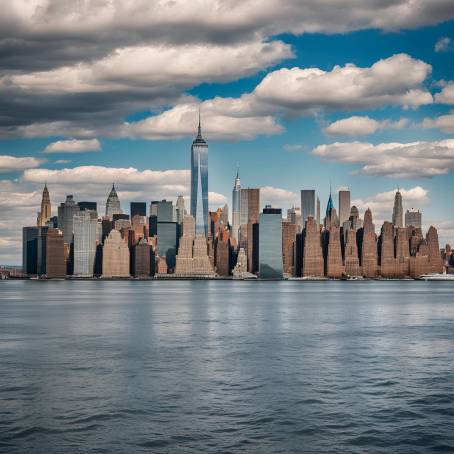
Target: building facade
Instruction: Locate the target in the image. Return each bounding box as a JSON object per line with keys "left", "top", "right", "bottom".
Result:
{"left": 190, "top": 116, "right": 209, "bottom": 237}
{"left": 73, "top": 210, "right": 98, "bottom": 276}
{"left": 57, "top": 195, "right": 80, "bottom": 244}
{"left": 259, "top": 207, "right": 283, "bottom": 279}
{"left": 301, "top": 190, "right": 315, "bottom": 224}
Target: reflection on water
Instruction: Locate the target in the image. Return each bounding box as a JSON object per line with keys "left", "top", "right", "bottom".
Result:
{"left": 1, "top": 280, "right": 454, "bottom": 453}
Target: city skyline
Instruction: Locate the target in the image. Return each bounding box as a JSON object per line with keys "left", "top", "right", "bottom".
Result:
{"left": 1, "top": 3, "right": 454, "bottom": 264}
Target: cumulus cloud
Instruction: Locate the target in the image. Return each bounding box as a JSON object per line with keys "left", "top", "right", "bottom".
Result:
{"left": 435, "top": 82, "right": 454, "bottom": 104}
{"left": 123, "top": 100, "right": 282, "bottom": 141}
{"left": 253, "top": 54, "right": 432, "bottom": 112}
{"left": 0, "top": 155, "right": 44, "bottom": 173}
{"left": 260, "top": 186, "right": 299, "bottom": 208}
{"left": 435, "top": 36, "right": 451, "bottom": 52}
{"left": 120, "top": 54, "right": 432, "bottom": 141}
{"left": 44, "top": 138, "right": 101, "bottom": 153}
{"left": 421, "top": 112, "right": 454, "bottom": 133}
{"left": 312, "top": 139, "right": 454, "bottom": 178}
{"left": 324, "top": 116, "right": 409, "bottom": 136}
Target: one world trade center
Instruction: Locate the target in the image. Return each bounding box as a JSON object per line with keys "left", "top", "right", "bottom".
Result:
{"left": 190, "top": 113, "right": 209, "bottom": 237}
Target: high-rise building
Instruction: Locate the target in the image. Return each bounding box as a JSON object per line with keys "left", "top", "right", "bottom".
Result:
{"left": 156, "top": 221, "right": 178, "bottom": 272}
{"left": 190, "top": 114, "right": 209, "bottom": 237}
{"left": 44, "top": 228, "right": 66, "bottom": 278}
{"left": 57, "top": 195, "right": 80, "bottom": 244}
{"left": 426, "top": 226, "right": 443, "bottom": 273}
{"left": 344, "top": 228, "right": 361, "bottom": 276}
{"left": 405, "top": 209, "right": 422, "bottom": 228}
{"left": 78, "top": 201, "right": 97, "bottom": 212}
{"left": 130, "top": 202, "right": 147, "bottom": 219}
{"left": 22, "top": 226, "right": 40, "bottom": 276}
{"left": 258, "top": 207, "right": 283, "bottom": 279}
{"left": 131, "top": 215, "right": 147, "bottom": 241}
{"left": 156, "top": 200, "right": 174, "bottom": 222}
{"left": 282, "top": 220, "right": 298, "bottom": 276}
{"left": 176, "top": 195, "right": 185, "bottom": 224}
{"left": 316, "top": 196, "right": 321, "bottom": 228}
{"left": 326, "top": 226, "right": 344, "bottom": 278}
{"left": 302, "top": 216, "right": 324, "bottom": 277}
{"left": 37, "top": 183, "right": 51, "bottom": 227}
{"left": 361, "top": 208, "right": 378, "bottom": 277}
{"left": 73, "top": 210, "right": 97, "bottom": 277}
{"left": 232, "top": 170, "right": 241, "bottom": 241}
{"left": 105, "top": 184, "right": 122, "bottom": 218}
{"left": 338, "top": 188, "right": 351, "bottom": 225}
{"left": 287, "top": 206, "right": 302, "bottom": 231}
{"left": 239, "top": 188, "right": 260, "bottom": 225}
{"left": 392, "top": 188, "right": 403, "bottom": 227}
{"left": 102, "top": 229, "right": 130, "bottom": 277}
{"left": 132, "top": 238, "right": 152, "bottom": 278}
{"left": 380, "top": 221, "right": 397, "bottom": 278}
{"left": 301, "top": 190, "right": 315, "bottom": 224}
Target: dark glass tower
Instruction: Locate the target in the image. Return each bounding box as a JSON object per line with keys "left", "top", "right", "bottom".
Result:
{"left": 190, "top": 113, "right": 208, "bottom": 237}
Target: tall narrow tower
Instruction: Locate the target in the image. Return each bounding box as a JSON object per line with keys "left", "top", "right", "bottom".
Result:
{"left": 105, "top": 184, "right": 121, "bottom": 219}
{"left": 190, "top": 112, "right": 209, "bottom": 237}
{"left": 37, "top": 183, "right": 51, "bottom": 227}
{"left": 392, "top": 188, "right": 403, "bottom": 228}
{"left": 231, "top": 169, "right": 241, "bottom": 241}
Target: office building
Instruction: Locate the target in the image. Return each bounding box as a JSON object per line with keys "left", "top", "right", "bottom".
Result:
{"left": 301, "top": 190, "right": 315, "bottom": 224}
{"left": 45, "top": 228, "right": 66, "bottom": 278}
{"left": 190, "top": 114, "right": 209, "bottom": 237}
{"left": 105, "top": 184, "right": 122, "bottom": 218}
{"left": 258, "top": 207, "right": 283, "bottom": 279}
{"left": 326, "top": 226, "right": 344, "bottom": 278}
{"left": 338, "top": 188, "right": 351, "bottom": 225}
{"left": 392, "top": 189, "right": 403, "bottom": 227}
{"left": 231, "top": 170, "right": 241, "bottom": 241}
{"left": 79, "top": 201, "right": 97, "bottom": 212}
{"left": 37, "top": 184, "right": 51, "bottom": 227}
{"left": 176, "top": 195, "right": 185, "bottom": 224}
{"left": 302, "top": 216, "right": 324, "bottom": 277}
{"left": 73, "top": 210, "right": 98, "bottom": 277}
{"left": 102, "top": 230, "right": 130, "bottom": 277}
{"left": 131, "top": 202, "right": 147, "bottom": 219}
{"left": 361, "top": 208, "right": 378, "bottom": 277}
{"left": 57, "top": 195, "right": 79, "bottom": 244}
{"left": 156, "top": 221, "right": 178, "bottom": 272}
{"left": 22, "top": 226, "right": 40, "bottom": 275}
{"left": 282, "top": 220, "right": 298, "bottom": 276}
{"left": 405, "top": 209, "right": 422, "bottom": 229}
{"left": 132, "top": 238, "right": 152, "bottom": 278}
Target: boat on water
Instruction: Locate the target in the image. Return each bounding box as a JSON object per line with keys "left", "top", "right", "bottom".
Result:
{"left": 418, "top": 273, "right": 454, "bottom": 281}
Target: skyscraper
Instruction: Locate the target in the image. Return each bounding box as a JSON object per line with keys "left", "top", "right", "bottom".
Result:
{"left": 130, "top": 202, "right": 147, "bottom": 219}
{"left": 405, "top": 209, "right": 422, "bottom": 228}
{"left": 176, "top": 195, "right": 185, "bottom": 224}
{"left": 57, "top": 195, "right": 79, "bottom": 244}
{"left": 316, "top": 196, "right": 321, "bottom": 228}
{"left": 102, "top": 229, "right": 130, "bottom": 277}
{"left": 301, "top": 190, "right": 316, "bottom": 224}
{"left": 22, "top": 226, "right": 40, "bottom": 275}
{"left": 338, "top": 188, "right": 351, "bottom": 225}
{"left": 259, "top": 207, "right": 283, "bottom": 279}
{"left": 232, "top": 170, "right": 241, "bottom": 241}
{"left": 190, "top": 113, "right": 208, "bottom": 237}
{"left": 37, "top": 183, "right": 51, "bottom": 227}
{"left": 105, "top": 184, "right": 121, "bottom": 218}
{"left": 392, "top": 188, "right": 403, "bottom": 227}
{"left": 73, "top": 210, "right": 97, "bottom": 276}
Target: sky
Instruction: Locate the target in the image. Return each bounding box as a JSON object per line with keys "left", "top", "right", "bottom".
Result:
{"left": 0, "top": 0, "right": 454, "bottom": 264}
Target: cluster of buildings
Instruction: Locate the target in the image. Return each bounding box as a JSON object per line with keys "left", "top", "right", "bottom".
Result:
{"left": 22, "top": 120, "right": 453, "bottom": 280}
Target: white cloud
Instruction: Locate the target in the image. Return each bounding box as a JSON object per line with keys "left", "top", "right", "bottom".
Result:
{"left": 0, "top": 155, "right": 44, "bottom": 173}
{"left": 435, "top": 82, "right": 454, "bottom": 104}
{"left": 260, "top": 186, "right": 298, "bottom": 208}
{"left": 44, "top": 138, "right": 101, "bottom": 153}
{"left": 421, "top": 112, "right": 454, "bottom": 133}
{"left": 312, "top": 139, "right": 454, "bottom": 178}
{"left": 435, "top": 36, "right": 451, "bottom": 52}
{"left": 16, "top": 121, "right": 98, "bottom": 139}
{"left": 55, "top": 159, "right": 72, "bottom": 164}
{"left": 124, "top": 100, "right": 282, "bottom": 141}
{"left": 2, "top": 41, "right": 292, "bottom": 95}
{"left": 324, "top": 116, "right": 409, "bottom": 136}
{"left": 253, "top": 54, "right": 433, "bottom": 112}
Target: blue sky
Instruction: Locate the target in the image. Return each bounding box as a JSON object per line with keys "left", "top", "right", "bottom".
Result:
{"left": 0, "top": 1, "right": 453, "bottom": 263}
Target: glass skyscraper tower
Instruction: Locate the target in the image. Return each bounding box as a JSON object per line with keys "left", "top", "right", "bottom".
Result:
{"left": 190, "top": 114, "right": 208, "bottom": 237}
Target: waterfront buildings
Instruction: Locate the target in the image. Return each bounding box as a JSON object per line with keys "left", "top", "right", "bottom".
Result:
{"left": 301, "top": 190, "right": 315, "bottom": 224}
{"left": 73, "top": 210, "right": 98, "bottom": 277}
{"left": 57, "top": 195, "right": 79, "bottom": 244}
{"left": 131, "top": 202, "right": 147, "bottom": 219}
{"left": 105, "top": 184, "right": 121, "bottom": 218}
{"left": 259, "top": 207, "right": 283, "bottom": 279}
{"left": 338, "top": 188, "right": 351, "bottom": 226}
{"left": 102, "top": 230, "right": 129, "bottom": 277}
{"left": 37, "top": 184, "right": 51, "bottom": 227}
{"left": 302, "top": 216, "right": 324, "bottom": 277}
{"left": 392, "top": 189, "right": 404, "bottom": 228}
{"left": 232, "top": 170, "right": 241, "bottom": 241}
{"left": 190, "top": 115, "right": 209, "bottom": 237}
{"left": 405, "top": 209, "right": 422, "bottom": 228}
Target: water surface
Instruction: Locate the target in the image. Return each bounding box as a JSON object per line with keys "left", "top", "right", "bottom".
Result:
{"left": 1, "top": 280, "right": 454, "bottom": 453}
